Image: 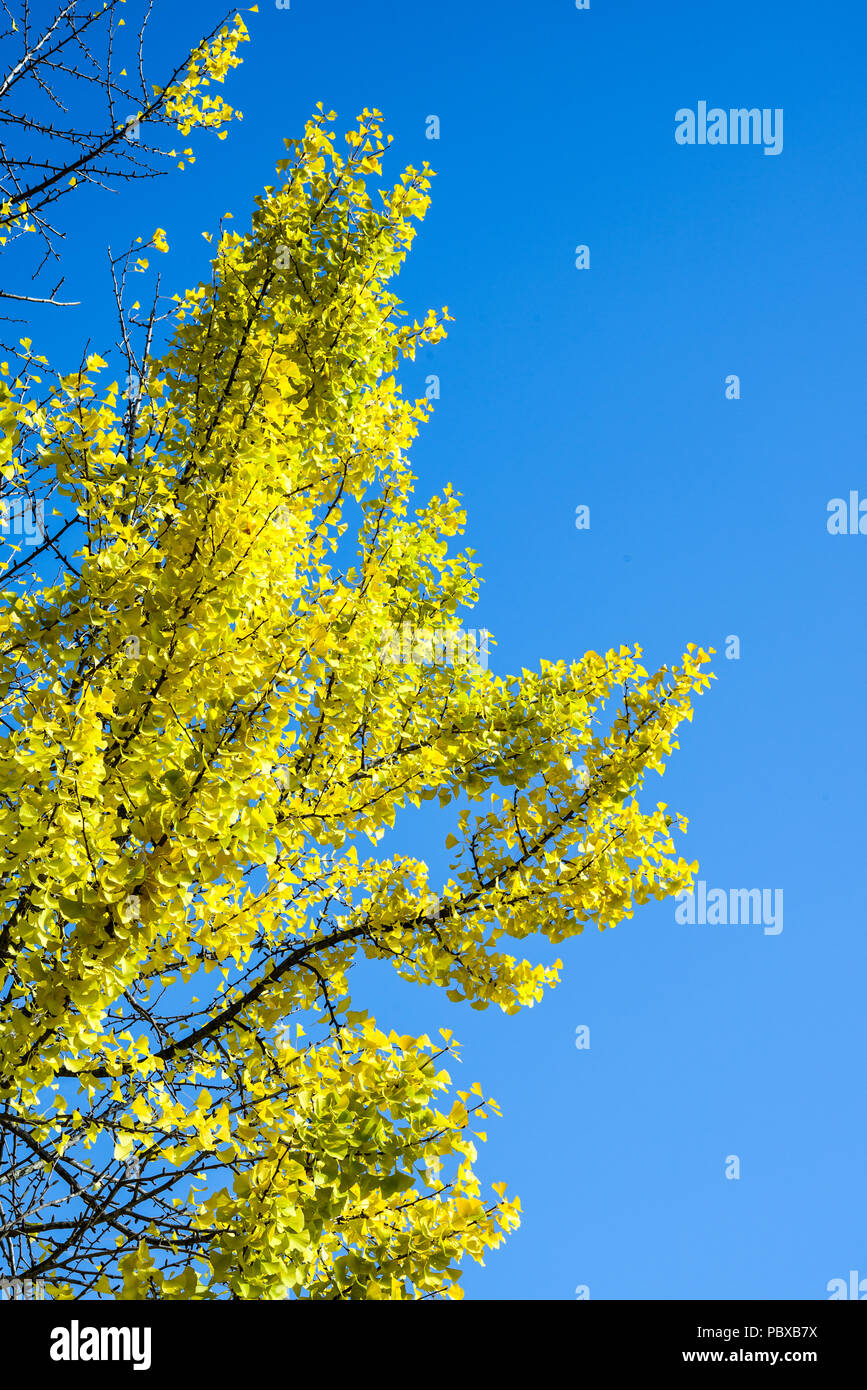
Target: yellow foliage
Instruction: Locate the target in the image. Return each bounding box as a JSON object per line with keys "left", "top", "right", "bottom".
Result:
{"left": 0, "top": 109, "right": 713, "bottom": 1301}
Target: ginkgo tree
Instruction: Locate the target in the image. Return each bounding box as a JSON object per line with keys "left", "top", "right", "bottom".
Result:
{"left": 0, "top": 105, "right": 713, "bottom": 1300}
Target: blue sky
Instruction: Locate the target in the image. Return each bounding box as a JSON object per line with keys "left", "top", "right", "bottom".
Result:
{"left": 21, "top": 0, "right": 867, "bottom": 1300}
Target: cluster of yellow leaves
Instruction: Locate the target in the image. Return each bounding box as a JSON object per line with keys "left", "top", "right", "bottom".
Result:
{"left": 0, "top": 197, "right": 35, "bottom": 247}
{"left": 0, "top": 107, "right": 712, "bottom": 1299}
{"left": 156, "top": 14, "right": 250, "bottom": 148}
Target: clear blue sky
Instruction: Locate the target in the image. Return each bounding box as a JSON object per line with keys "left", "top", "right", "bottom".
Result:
{"left": 29, "top": 0, "right": 867, "bottom": 1300}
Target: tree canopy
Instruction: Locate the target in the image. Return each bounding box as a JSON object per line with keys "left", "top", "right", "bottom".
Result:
{"left": 0, "top": 104, "right": 713, "bottom": 1299}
